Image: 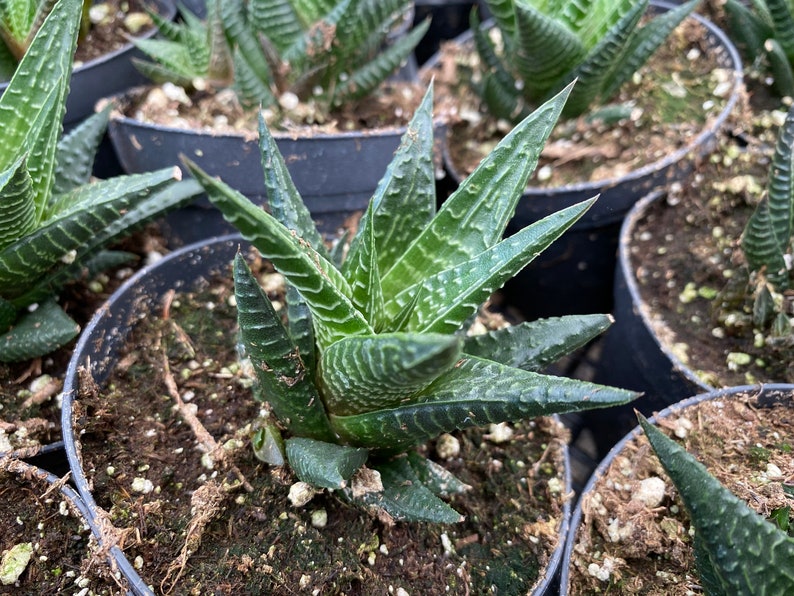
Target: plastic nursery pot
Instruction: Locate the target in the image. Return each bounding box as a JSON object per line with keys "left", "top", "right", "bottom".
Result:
{"left": 103, "top": 93, "right": 445, "bottom": 246}
{"left": 583, "top": 190, "right": 711, "bottom": 455}
{"left": 0, "top": 0, "right": 176, "bottom": 128}
{"left": 432, "top": 0, "right": 743, "bottom": 319}
{"left": 0, "top": 441, "right": 69, "bottom": 478}
{"left": 559, "top": 383, "right": 794, "bottom": 595}
{"left": 61, "top": 234, "right": 574, "bottom": 595}
{"left": 0, "top": 457, "right": 130, "bottom": 592}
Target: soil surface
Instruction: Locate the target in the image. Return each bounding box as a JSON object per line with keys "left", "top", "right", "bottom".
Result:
{"left": 74, "top": 0, "right": 156, "bottom": 66}
{"left": 70, "top": 249, "right": 571, "bottom": 595}
{"left": 624, "top": 90, "right": 794, "bottom": 387}
{"left": 566, "top": 388, "right": 794, "bottom": 594}
{"left": 0, "top": 459, "right": 123, "bottom": 594}
{"left": 424, "top": 13, "right": 738, "bottom": 189}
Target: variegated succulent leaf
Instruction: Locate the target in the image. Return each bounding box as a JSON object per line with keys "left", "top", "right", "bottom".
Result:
{"left": 639, "top": 414, "right": 794, "bottom": 595}
{"left": 286, "top": 437, "right": 369, "bottom": 489}
{"left": 51, "top": 104, "right": 110, "bottom": 198}
{"left": 742, "top": 103, "right": 794, "bottom": 291}
{"left": 0, "top": 298, "right": 79, "bottom": 362}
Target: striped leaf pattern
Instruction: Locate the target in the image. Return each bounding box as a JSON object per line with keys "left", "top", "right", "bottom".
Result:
{"left": 640, "top": 415, "right": 794, "bottom": 594}
{"left": 743, "top": 105, "right": 794, "bottom": 290}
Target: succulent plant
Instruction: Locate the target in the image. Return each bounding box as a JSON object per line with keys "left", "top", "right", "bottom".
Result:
{"left": 724, "top": 0, "right": 794, "bottom": 98}
{"left": 639, "top": 413, "right": 794, "bottom": 594}
{"left": 739, "top": 103, "right": 794, "bottom": 341}
{"left": 0, "top": 0, "right": 201, "bottom": 363}
{"left": 471, "top": 0, "right": 698, "bottom": 120}
{"left": 132, "top": 0, "right": 429, "bottom": 118}
{"left": 183, "top": 82, "right": 637, "bottom": 522}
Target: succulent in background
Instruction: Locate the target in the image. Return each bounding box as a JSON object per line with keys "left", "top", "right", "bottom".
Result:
{"left": 724, "top": 0, "right": 794, "bottom": 98}
{"left": 132, "top": 0, "right": 429, "bottom": 118}
{"left": 183, "top": 82, "right": 637, "bottom": 523}
{"left": 639, "top": 413, "right": 794, "bottom": 594}
{"left": 471, "top": 0, "right": 698, "bottom": 120}
{"left": 0, "top": 0, "right": 201, "bottom": 363}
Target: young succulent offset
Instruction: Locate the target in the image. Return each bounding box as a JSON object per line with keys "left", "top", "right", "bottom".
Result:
{"left": 724, "top": 0, "right": 794, "bottom": 98}
{"left": 639, "top": 414, "right": 794, "bottom": 594}
{"left": 132, "top": 0, "right": 428, "bottom": 119}
{"left": 0, "top": 0, "right": 201, "bottom": 362}
{"left": 471, "top": 0, "right": 698, "bottom": 120}
{"left": 739, "top": 104, "right": 794, "bottom": 342}
{"left": 184, "top": 83, "right": 637, "bottom": 522}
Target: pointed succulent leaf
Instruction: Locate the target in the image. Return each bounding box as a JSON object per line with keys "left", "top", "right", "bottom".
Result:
{"left": 343, "top": 207, "right": 385, "bottom": 326}
{"left": 639, "top": 415, "right": 794, "bottom": 595}
{"left": 767, "top": 0, "right": 794, "bottom": 62}
{"left": 331, "top": 355, "right": 638, "bottom": 453}
{"left": 0, "top": 155, "right": 34, "bottom": 252}
{"left": 286, "top": 283, "right": 316, "bottom": 374}
{"left": 185, "top": 158, "right": 371, "bottom": 350}
{"left": 471, "top": 10, "right": 523, "bottom": 120}
{"left": 249, "top": 0, "right": 303, "bottom": 52}
{"left": 602, "top": 0, "right": 698, "bottom": 101}
{"left": 380, "top": 85, "right": 572, "bottom": 298}
{"left": 342, "top": 84, "right": 436, "bottom": 284}
{"left": 388, "top": 198, "right": 596, "bottom": 333}
{"left": 51, "top": 105, "right": 111, "bottom": 197}
{"left": 765, "top": 38, "right": 794, "bottom": 98}
{"left": 257, "top": 114, "right": 329, "bottom": 260}
{"left": 355, "top": 456, "right": 464, "bottom": 523}
{"left": 222, "top": 0, "right": 274, "bottom": 90}
{"left": 463, "top": 314, "right": 613, "bottom": 372}
{"left": 234, "top": 253, "right": 335, "bottom": 441}
{"left": 512, "top": 1, "right": 586, "bottom": 100}
{"left": 743, "top": 105, "right": 794, "bottom": 290}
{"left": 724, "top": 0, "right": 772, "bottom": 60}
{"left": 318, "top": 332, "right": 463, "bottom": 416}
{"left": 405, "top": 451, "right": 471, "bottom": 496}
{"left": 286, "top": 437, "right": 369, "bottom": 489}
{"left": 558, "top": 0, "right": 647, "bottom": 117}
{"left": 484, "top": 0, "right": 516, "bottom": 40}
{"left": 0, "top": 299, "right": 79, "bottom": 362}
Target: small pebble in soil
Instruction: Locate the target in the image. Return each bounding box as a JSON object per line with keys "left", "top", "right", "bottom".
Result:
{"left": 632, "top": 477, "right": 666, "bottom": 508}
{"left": 435, "top": 433, "right": 460, "bottom": 459}
{"left": 288, "top": 481, "right": 317, "bottom": 507}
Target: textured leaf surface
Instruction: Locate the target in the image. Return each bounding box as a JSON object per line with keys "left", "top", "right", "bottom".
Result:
{"left": 286, "top": 437, "right": 368, "bottom": 489}
{"left": 319, "top": 332, "right": 462, "bottom": 416}
{"left": 0, "top": 299, "right": 79, "bottom": 362}
{"left": 331, "top": 355, "right": 637, "bottom": 452}
{"left": 0, "top": 156, "right": 34, "bottom": 252}
{"left": 463, "top": 314, "right": 613, "bottom": 371}
{"left": 640, "top": 415, "right": 794, "bottom": 595}
{"left": 51, "top": 105, "right": 110, "bottom": 197}
{"left": 743, "top": 104, "right": 794, "bottom": 290}
{"left": 234, "top": 254, "right": 335, "bottom": 440}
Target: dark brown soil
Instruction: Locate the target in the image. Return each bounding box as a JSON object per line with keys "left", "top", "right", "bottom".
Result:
{"left": 425, "top": 14, "right": 738, "bottom": 189}
{"left": 0, "top": 459, "right": 123, "bottom": 594}
{"left": 624, "top": 92, "right": 794, "bottom": 386}
{"left": 73, "top": 0, "right": 157, "bottom": 67}
{"left": 70, "top": 250, "right": 571, "bottom": 595}
{"left": 566, "top": 388, "right": 794, "bottom": 594}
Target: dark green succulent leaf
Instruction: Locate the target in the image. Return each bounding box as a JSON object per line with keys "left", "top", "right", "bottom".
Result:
{"left": 405, "top": 451, "right": 471, "bottom": 497}
{"left": 355, "top": 456, "right": 464, "bottom": 523}
{"left": 389, "top": 198, "right": 596, "bottom": 334}
{"left": 772, "top": 311, "right": 793, "bottom": 337}
{"left": 558, "top": 0, "right": 647, "bottom": 117}
{"left": 601, "top": 0, "right": 698, "bottom": 101}
{"left": 252, "top": 418, "right": 286, "bottom": 466}
{"left": 768, "top": 0, "right": 794, "bottom": 62}
{"left": 257, "top": 113, "right": 329, "bottom": 260}
{"left": 234, "top": 253, "right": 335, "bottom": 441}
{"left": 249, "top": 0, "right": 302, "bottom": 53}
{"left": 463, "top": 314, "right": 613, "bottom": 372}
{"left": 724, "top": 0, "right": 772, "bottom": 60}
{"left": 0, "top": 296, "right": 15, "bottom": 330}
{"left": 286, "top": 283, "right": 316, "bottom": 374}
{"left": 0, "top": 298, "right": 79, "bottom": 362}
{"left": 130, "top": 56, "right": 196, "bottom": 89}
{"left": 380, "top": 84, "right": 572, "bottom": 300}
{"left": 343, "top": 207, "right": 385, "bottom": 327}
{"left": 484, "top": 0, "right": 516, "bottom": 41}
{"left": 639, "top": 414, "right": 794, "bottom": 595}
{"left": 0, "top": 154, "right": 35, "bottom": 251}
{"left": 742, "top": 104, "right": 794, "bottom": 290}
{"left": 512, "top": 1, "right": 586, "bottom": 100}
{"left": 185, "top": 157, "right": 371, "bottom": 350}
{"left": 222, "top": 0, "right": 274, "bottom": 94}
{"left": 753, "top": 284, "right": 777, "bottom": 327}
{"left": 342, "top": 84, "right": 436, "bottom": 286}
{"left": 51, "top": 104, "right": 111, "bottom": 197}
{"left": 319, "top": 332, "right": 463, "bottom": 416}
{"left": 132, "top": 37, "right": 197, "bottom": 80}
{"left": 693, "top": 532, "right": 725, "bottom": 596}
{"left": 331, "top": 355, "right": 638, "bottom": 453}
{"left": 286, "top": 437, "right": 369, "bottom": 489}
{"left": 765, "top": 38, "right": 794, "bottom": 98}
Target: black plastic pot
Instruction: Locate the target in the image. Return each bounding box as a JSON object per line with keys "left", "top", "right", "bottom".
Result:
{"left": 61, "top": 234, "right": 573, "bottom": 595}
{"left": 559, "top": 383, "right": 794, "bottom": 595}
{"left": 432, "top": 0, "right": 743, "bottom": 319}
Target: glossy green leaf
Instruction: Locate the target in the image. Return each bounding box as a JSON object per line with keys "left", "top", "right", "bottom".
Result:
{"left": 0, "top": 298, "right": 79, "bottom": 362}
{"left": 380, "top": 85, "right": 572, "bottom": 300}
{"left": 640, "top": 415, "right": 794, "bottom": 595}
{"left": 286, "top": 437, "right": 368, "bottom": 489}
{"left": 234, "top": 253, "right": 335, "bottom": 440}
{"left": 463, "top": 314, "right": 613, "bottom": 371}
{"left": 404, "top": 451, "right": 471, "bottom": 496}
{"left": 319, "top": 332, "right": 463, "bottom": 416}
{"left": 331, "top": 355, "right": 638, "bottom": 453}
